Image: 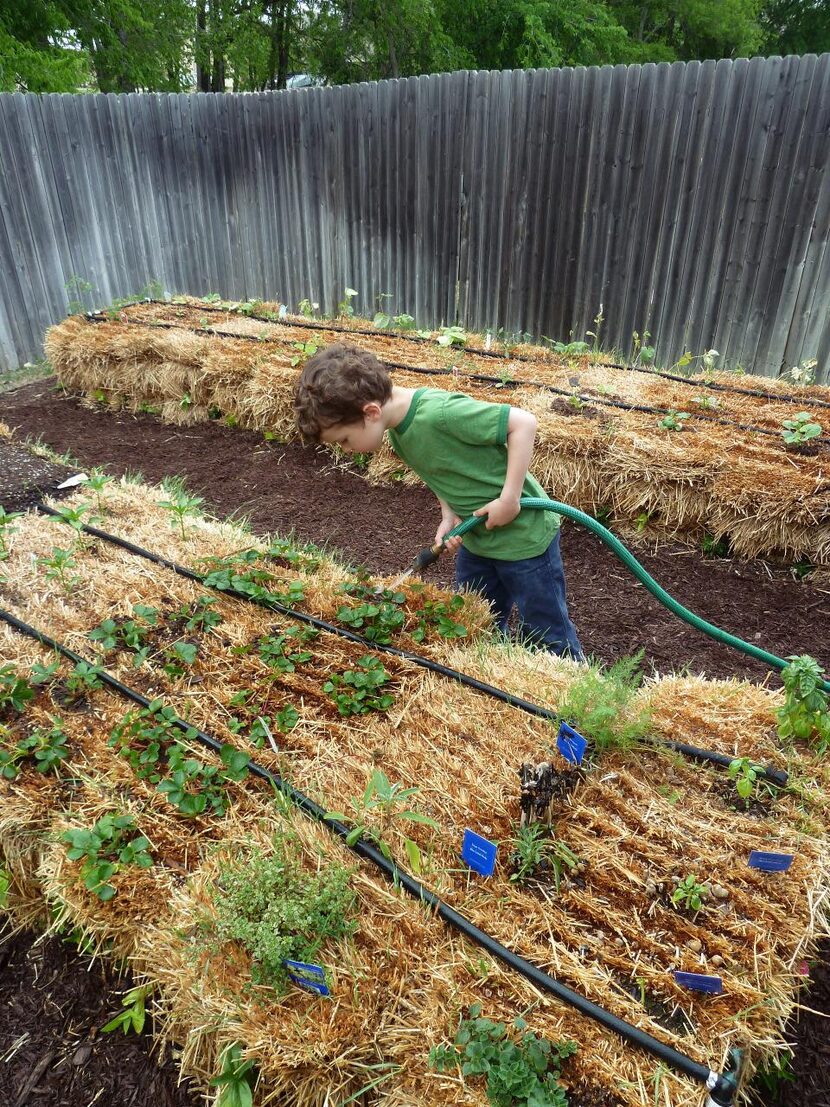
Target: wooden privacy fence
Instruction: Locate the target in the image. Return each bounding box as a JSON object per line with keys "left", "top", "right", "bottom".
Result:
{"left": 0, "top": 54, "right": 829, "bottom": 379}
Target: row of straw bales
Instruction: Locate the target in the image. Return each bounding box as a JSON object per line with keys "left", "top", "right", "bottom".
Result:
{"left": 1, "top": 475, "right": 828, "bottom": 1105}
{"left": 44, "top": 300, "right": 830, "bottom": 567}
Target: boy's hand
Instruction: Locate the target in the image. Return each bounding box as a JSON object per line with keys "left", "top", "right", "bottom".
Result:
{"left": 435, "top": 512, "right": 462, "bottom": 553}
{"left": 474, "top": 495, "right": 521, "bottom": 530}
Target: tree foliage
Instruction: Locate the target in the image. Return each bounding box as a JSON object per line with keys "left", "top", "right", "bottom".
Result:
{"left": 0, "top": 0, "right": 826, "bottom": 94}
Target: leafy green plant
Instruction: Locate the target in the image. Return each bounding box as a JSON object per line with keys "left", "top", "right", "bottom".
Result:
{"left": 101, "top": 984, "right": 153, "bottom": 1034}
{"left": 509, "top": 823, "right": 578, "bottom": 890}
{"left": 781, "top": 412, "right": 822, "bottom": 446}
{"left": 179, "top": 596, "right": 222, "bottom": 632}
{"left": 777, "top": 655, "right": 830, "bottom": 753}
{"left": 0, "top": 506, "right": 23, "bottom": 561}
{"left": 335, "top": 597, "right": 406, "bottom": 644}
{"left": 86, "top": 470, "right": 113, "bottom": 513}
{"left": 51, "top": 502, "right": 99, "bottom": 543}
{"left": 411, "top": 595, "right": 468, "bottom": 642}
{"left": 208, "top": 837, "right": 357, "bottom": 991}
{"left": 323, "top": 656, "right": 395, "bottom": 716}
{"left": 337, "top": 286, "right": 359, "bottom": 317}
{"left": 158, "top": 478, "right": 204, "bottom": 539}
{"left": 161, "top": 640, "right": 199, "bottom": 680}
{"left": 64, "top": 660, "right": 104, "bottom": 699}
{"left": 62, "top": 813, "right": 153, "bottom": 901}
{"left": 437, "top": 325, "right": 467, "bottom": 347}
{"left": 429, "top": 1004, "right": 578, "bottom": 1107}
{"left": 210, "top": 1043, "right": 257, "bottom": 1107}
{"left": 671, "top": 874, "right": 707, "bottom": 913}
{"left": 631, "top": 329, "right": 655, "bottom": 365}
{"left": 556, "top": 653, "right": 650, "bottom": 753}
{"left": 290, "top": 337, "right": 322, "bottom": 366}
{"left": 38, "top": 547, "right": 81, "bottom": 593}
{"left": 700, "top": 532, "right": 730, "bottom": 558}
{"left": 255, "top": 628, "right": 314, "bottom": 673}
{"left": 728, "top": 757, "right": 759, "bottom": 802}
{"left": 657, "top": 410, "right": 690, "bottom": 431}
{"left": 298, "top": 297, "right": 319, "bottom": 317}
{"left": 548, "top": 339, "right": 590, "bottom": 356}
{"left": 0, "top": 665, "right": 36, "bottom": 713}
{"left": 0, "top": 865, "right": 10, "bottom": 907}
{"left": 691, "top": 394, "right": 720, "bottom": 410}
{"left": 325, "top": 768, "right": 438, "bottom": 871}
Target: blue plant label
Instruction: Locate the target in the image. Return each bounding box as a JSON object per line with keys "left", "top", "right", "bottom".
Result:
{"left": 673, "top": 971, "right": 723, "bottom": 995}
{"left": 748, "top": 850, "right": 794, "bottom": 873}
{"left": 557, "top": 722, "right": 588, "bottom": 765}
{"left": 284, "top": 959, "right": 330, "bottom": 996}
{"left": 461, "top": 829, "right": 498, "bottom": 877}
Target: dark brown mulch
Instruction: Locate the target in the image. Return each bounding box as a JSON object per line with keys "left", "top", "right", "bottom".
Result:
{"left": 0, "top": 928, "right": 196, "bottom": 1107}
{"left": 0, "top": 377, "right": 829, "bottom": 1107}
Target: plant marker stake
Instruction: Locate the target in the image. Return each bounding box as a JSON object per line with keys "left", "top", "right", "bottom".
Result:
{"left": 284, "top": 960, "right": 330, "bottom": 996}
{"left": 461, "top": 829, "right": 497, "bottom": 877}
{"left": 673, "top": 971, "right": 723, "bottom": 995}
{"left": 748, "top": 851, "right": 794, "bottom": 873}
{"left": 557, "top": 722, "right": 588, "bottom": 766}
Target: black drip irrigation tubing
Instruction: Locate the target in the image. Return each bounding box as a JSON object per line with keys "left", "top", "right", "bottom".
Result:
{"left": 90, "top": 300, "right": 830, "bottom": 410}
{"left": 82, "top": 310, "right": 830, "bottom": 444}
{"left": 0, "top": 601, "right": 740, "bottom": 1105}
{"left": 36, "top": 504, "right": 789, "bottom": 788}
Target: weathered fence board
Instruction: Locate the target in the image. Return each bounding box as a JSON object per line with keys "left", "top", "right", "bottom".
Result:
{"left": 0, "top": 56, "right": 828, "bottom": 379}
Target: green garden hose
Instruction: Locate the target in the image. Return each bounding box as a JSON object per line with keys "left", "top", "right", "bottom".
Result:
{"left": 420, "top": 497, "right": 830, "bottom": 695}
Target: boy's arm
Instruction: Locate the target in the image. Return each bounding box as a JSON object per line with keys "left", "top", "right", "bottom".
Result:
{"left": 475, "top": 407, "right": 537, "bottom": 529}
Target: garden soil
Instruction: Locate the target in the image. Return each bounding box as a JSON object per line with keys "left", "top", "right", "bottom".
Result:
{"left": 1, "top": 378, "right": 829, "bottom": 1107}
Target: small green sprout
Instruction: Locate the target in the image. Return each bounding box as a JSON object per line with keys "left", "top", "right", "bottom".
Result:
{"left": 671, "top": 874, "right": 707, "bottom": 913}
{"left": 781, "top": 412, "right": 822, "bottom": 446}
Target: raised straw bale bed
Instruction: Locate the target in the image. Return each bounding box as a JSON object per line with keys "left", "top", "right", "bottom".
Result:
{"left": 44, "top": 297, "right": 830, "bottom": 568}
{"left": 1, "top": 478, "right": 829, "bottom": 1107}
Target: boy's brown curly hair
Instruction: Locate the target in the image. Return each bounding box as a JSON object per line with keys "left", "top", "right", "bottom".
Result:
{"left": 293, "top": 343, "right": 393, "bottom": 441}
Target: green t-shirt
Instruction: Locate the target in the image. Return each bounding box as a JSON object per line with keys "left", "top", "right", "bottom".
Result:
{"left": 388, "top": 387, "right": 559, "bottom": 560}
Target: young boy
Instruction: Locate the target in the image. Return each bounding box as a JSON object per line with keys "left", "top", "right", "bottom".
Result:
{"left": 294, "top": 342, "right": 583, "bottom": 659}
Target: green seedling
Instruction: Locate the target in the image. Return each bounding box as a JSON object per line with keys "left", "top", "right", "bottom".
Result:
{"left": 0, "top": 665, "right": 36, "bottom": 713}
{"left": 335, "top": 598, "right": 406, "bottom": 645}
{"left": 290, "top": 337, "right": 321, "bottom": 366}
{"left": 548, "top": 339, "right": 590, "bottom": 356}
{"left": 161, "top": 640, "right": 198, "bottom": 680}
{"left": 429, "top": 1003, "right": 578, "bottom": 1107}
{"left": 700, "top": 532, "right": 730, "bottom": 558}
{"left": 412, "top": 595, "right": 468, "bottom": 642}
{"left": 179, "top": 596, "right": 222, "bottom": 632}
{"left": 0, "top": 866, "right": 10, "bottom": 907}
{"left": 64, "top": 660, "right": 104, "bottom": 699}
{"left": 62, "top": 813, "right": 153, "bottom": 901}
{"left": 101, "top": 984, "right": 153, "bottom": 1034}
{"left": 556, "top": 652, "right": 650, "bottom": 754}
{"left": 298, "top": 297, "right": 319, "bottom": 317}
{"left": 657, "top": 410, "right": 690, "bottom": 431}
{"left": 211, "top": 1043, "right": 257, "bottom": 1107}
{"left": 671, "top": 874, "right": 707, "bottom": 913}
{"left": 323, "top": 656, "right": 395, "bottom": 716}
{"left": 632, "top": 329, "right": 655, "bottom": 365}
{"left": 86, "top": 470, "right": 113, "bottom": 513}
{"left": 691, "top": 395, "right": 720, "bottom": 410}
{"left": 728, "top": 757, "right": 760, "bottom": 802}
{"left": 326, "top": 768, "right": 438, "bottom": 871}
{"left": 781, "top": 412, "right": 822, "bottom": 446}
{"left": 777, "top": 655, "right": 830, "bottom": 753}
{"left": 0, "top": 506, "right": 23, "bottom": 561}
{"left": 38, "top": 547, "right": 81, "bottom": 593}
{"left": 509, "top": 823, "right": 579, "bottom": 890}
{"left": 51, "top": 502, "right": 99, "bottom": 543}
{"left": 158, "top": 480, "right": 204, "bottom": 539}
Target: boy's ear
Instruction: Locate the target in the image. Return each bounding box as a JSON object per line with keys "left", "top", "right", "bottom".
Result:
{"left": 362, "top": 400, "right": 383, "bottom": 421}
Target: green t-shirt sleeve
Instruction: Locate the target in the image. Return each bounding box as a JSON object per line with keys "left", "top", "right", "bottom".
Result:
{"left": 439, "top": 393, "right": 510, "bottom": 446}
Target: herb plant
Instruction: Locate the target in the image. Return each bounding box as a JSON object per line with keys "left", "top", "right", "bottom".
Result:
{"left": 556, "top": 653, "right": 650, "bottom": 754}
{"left": 101, "top": 984, "right": 153, "bottom": 1034}
{"left": 777, "top": 655, "right": 830, "bottom": 753}
{"left": 728, "top": 757, "right": 760, "bottom": 802}
{"left": 325, "top": 768, "right": 438, "bottom": 871}
{"left": 62, "top": 813, "right": 153, "bottom": 901}
{"left": 509, "top": 824, "right": 578, "bottom": 890}
{"left": 429, "top": 1004, "right": 578, "bottom": 1107}
{"left": 671, "top": 874, "right": 707, "bottom": 913}
{"left": 208, "top": 838, "right": 357, "bottom": 991}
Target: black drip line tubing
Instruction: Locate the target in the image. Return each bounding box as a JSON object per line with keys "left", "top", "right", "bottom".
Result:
{"left": 82, "top": 311, "right": 830, "bottom": 444}
{"left": 0, "top": 599, "right": 739, "bottom": 1104}
{"left": 36, "top": 504, "right": 788, "bottom": 788}
{"left": 86, "top": 301, "right": 830, "bottom": 410}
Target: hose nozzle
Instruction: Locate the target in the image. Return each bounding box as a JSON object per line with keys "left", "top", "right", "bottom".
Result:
{"left": 413, "top": 543, "right": 444, "bottom": 571}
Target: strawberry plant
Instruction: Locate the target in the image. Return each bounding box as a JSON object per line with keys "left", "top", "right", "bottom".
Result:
{"left": 178, "top": 596, "right": 222, "bottom": 632}
{"left": 412, "top": 595, "right": 469, "bottom": 641}
{"left": 335, "top": 599, "right": 405, "bottom": 644}
{"left": 0, "top": 718, "right": 70, "bottom": 779}
{"left": 323, "top": 656, "right": 395, "bottom": 716}
{"left": 62, "top": 813, "right": 153, "bottom": 901}
{"left": 0, "top": 665, "right": 36, "bottom": 714}
{"left": 255, "top": 629, "right": 314, "bottom": 672}
{"left": 429, "top": 1004, "right": 578, "bottom": 1107}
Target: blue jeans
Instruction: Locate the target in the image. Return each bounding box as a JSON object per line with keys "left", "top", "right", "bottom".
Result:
{"left": 455, "top": 531, "right": 583, "bottom": 658}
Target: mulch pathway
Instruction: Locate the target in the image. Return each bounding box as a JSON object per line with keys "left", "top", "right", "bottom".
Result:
{"left": 1, "top": 378, "right": 828, "bottom": 1106}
